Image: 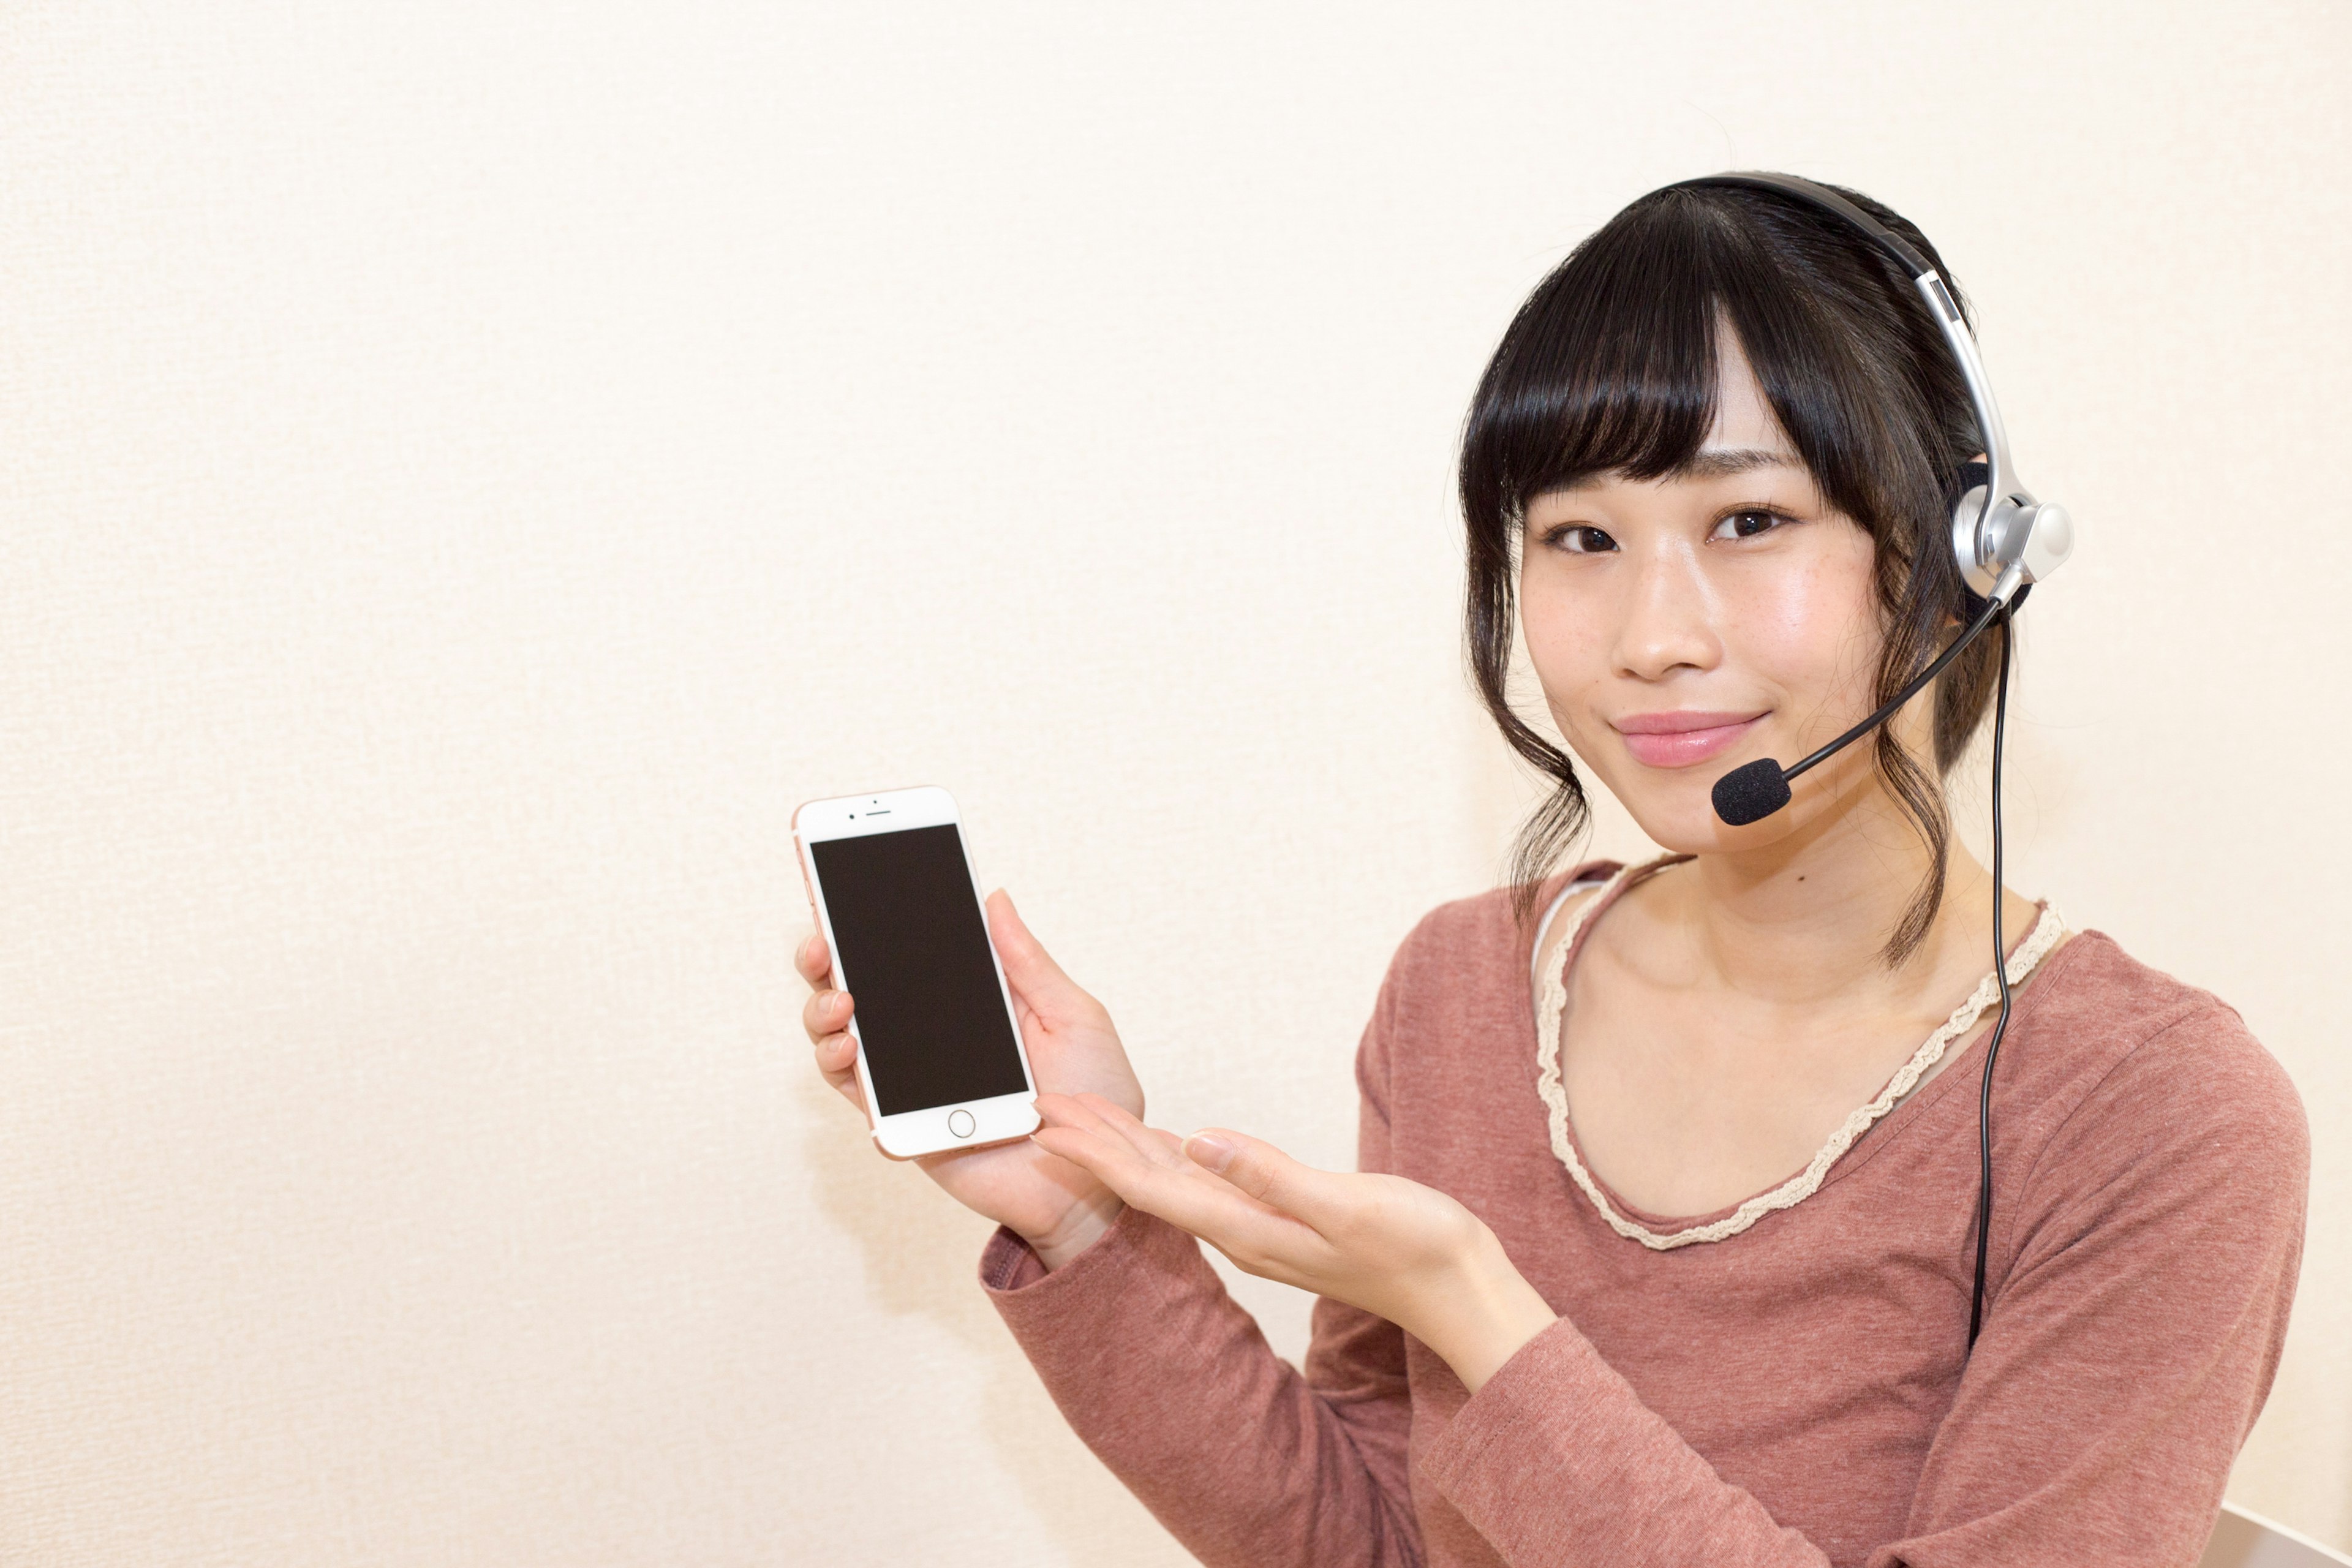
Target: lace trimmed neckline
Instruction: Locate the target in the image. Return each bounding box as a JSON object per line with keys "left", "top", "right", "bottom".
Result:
{"left": 1532, "top": 854, "right": 2072, "bottom": 1250}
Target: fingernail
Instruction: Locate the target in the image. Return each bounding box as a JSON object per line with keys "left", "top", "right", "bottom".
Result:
{"left": 1185, "top": 1132, "right": 1236, "bottom": 1174}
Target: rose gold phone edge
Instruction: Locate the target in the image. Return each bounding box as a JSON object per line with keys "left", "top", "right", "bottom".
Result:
{"left": 793, "top": 785, "right": 1041, "bottom": 1160}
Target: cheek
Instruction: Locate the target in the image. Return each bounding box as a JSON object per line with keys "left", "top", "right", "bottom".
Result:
{"left": 1724, "top": 535, "right": 1882, "bottom": 702}
{"left": 1518, "top": 575, "right": 1612, "bottom": 706}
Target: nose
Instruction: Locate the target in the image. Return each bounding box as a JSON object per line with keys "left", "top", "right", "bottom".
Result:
{"left": 1611, "top": 537, "right": 1722, "bottom": 682}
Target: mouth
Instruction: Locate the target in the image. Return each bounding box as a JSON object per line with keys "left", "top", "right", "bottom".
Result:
{"left": 1610, "top": 710, "right": 1768, "bottom": 769}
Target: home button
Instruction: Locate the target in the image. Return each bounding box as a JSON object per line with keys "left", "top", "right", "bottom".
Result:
{"left": 947, "top": 1109, "right": 976, "bottom": 1139}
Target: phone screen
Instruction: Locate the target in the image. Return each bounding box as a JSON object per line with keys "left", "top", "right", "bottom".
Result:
{"left": 809, "top": 823, "right": 1029, "bottom": 1118}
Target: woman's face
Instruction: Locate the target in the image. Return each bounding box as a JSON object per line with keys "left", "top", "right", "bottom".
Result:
{"left": 1518, "top": 335, "right": 1907, "bottom": 852}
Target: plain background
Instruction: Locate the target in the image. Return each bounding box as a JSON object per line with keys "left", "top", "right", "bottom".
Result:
{"left": 2, "top": 3, "right": 2345, "bottom": 1562}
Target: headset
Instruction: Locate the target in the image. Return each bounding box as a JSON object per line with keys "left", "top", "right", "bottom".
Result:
{"left": 1667, "top": 173, "right": 2077, "bottom": 1352}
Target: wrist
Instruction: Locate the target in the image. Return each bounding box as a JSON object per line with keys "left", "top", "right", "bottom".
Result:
{"left": 1414, "top": 1227, "right": 1558, "bottom": 1395}
{"left": 1024, "top": 1190, "right": 1127, "bottom": 1273}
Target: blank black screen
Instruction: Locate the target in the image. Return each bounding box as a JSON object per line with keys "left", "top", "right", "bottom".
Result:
{"left": 810, "top": 823, "right": 1028, "bottom": 1117}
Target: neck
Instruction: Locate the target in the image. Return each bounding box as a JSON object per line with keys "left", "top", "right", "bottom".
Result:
{"left": 1655, "top": 775, "right": 2002, "bottom": 1012}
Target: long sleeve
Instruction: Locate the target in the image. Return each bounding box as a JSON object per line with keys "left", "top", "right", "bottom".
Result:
{"left": 1417, "top": 997, "right": 2309, "bottom": 1568}
{"left": 1887, "top": 999, "right": 2307, "bottom": 1565}
{"left": 976, "top": 960, "right": 1423, "bottom": 1567}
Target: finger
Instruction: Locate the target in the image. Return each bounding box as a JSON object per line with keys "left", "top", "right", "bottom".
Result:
{"left": 1034, "top": 1093, "right": 1156, "bottom": 1165}
{"left": 1035, "top": 1123, "right": 1325, "bottom": 1286}
{"left": 812, "top": 1031, "right": 867, "bottom": 1113}
{"left": 1036, "top": 1095, "right": 1193, "bottom": 1178}
{"left": 801, "top": 986, "right": 853, "bottom": 1044}
{"left": 1068, "top": 1091, "right": 1189, "bottom": 1166}
{"left": 987, "top": 891, "right": 1099, "bottom": 1022}
{"left": 1031, "top": 1119, "right": 1321, "bottom": 1270}
{"left": 812, "top": 1026, "right": 858, "bottom": 1076}
{"left": 1181, "top": 1127, "right": 1349, "bottom": 1233}
{"left": 1041, "top": 1095, "right": 1278, "bottom": 1218}
{"left": 1033, "top": 1090, "right": 1106, "bottom": 1131}
{"left": 794, "top": 932, "right": 832, "bottom": 987}
{"left": 1030, "top": 1120, "right": 1230, "bottom": 1221}
{"left": 1026, "top": 1114, "right": 1158, "bottom": 1196}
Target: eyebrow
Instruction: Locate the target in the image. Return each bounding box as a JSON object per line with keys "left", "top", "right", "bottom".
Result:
{"left": 1676, "top": 447, "right": 1801, "bottom": 479}
{"left": 1524, "top": 447, "right": 1805, "bottom": 511}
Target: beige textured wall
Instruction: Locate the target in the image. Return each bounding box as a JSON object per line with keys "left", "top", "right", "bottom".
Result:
{"left": 1, "top": 3, "right": 2345, "bottom": 1562}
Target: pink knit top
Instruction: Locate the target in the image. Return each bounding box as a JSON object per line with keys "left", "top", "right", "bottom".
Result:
{"left": 978, "top": 862, "right": 2309, "bottom": 1567}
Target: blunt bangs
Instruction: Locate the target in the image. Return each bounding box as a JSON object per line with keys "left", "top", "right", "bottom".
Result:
{"left": 1461, "top": 186, "right": 1962, "bottom": 538}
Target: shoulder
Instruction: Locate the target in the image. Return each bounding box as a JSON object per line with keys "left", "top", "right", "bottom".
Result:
{"left": 2012, "top": 929, "right": 2309, "bottom": 1223}
{"left": 1385, "top": 860, "right": 1622, "bottom": 981}
{"left": 1354, "top": 861, "right": 1620, "bottom": 1076}
{"left": 2024, "top": 931, "right": 2304, "bottom": 1134}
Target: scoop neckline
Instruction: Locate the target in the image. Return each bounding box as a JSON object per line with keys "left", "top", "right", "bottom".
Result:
{"left": 1521, "top": 856, "right": 2087, "bottom": 1237}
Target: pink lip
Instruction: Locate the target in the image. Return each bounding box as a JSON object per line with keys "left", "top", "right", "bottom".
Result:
{"left": 1611, "top": 710, "right": 1767, "bottom": 768}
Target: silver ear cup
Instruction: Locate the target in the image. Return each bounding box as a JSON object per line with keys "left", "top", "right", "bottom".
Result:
{"left": 1951, "top": 484, "right": 2003, "bottom": 598}
{"left": 2019, "top": 500, "right": 2074, "bottom": 583}
{"left": 1952, "top": 487, "right": 2073, "bottom": 599}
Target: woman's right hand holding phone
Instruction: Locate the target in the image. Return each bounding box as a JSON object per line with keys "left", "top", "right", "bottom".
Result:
{"left": 797, "top": 889, "right": 1139, "bottom": 1271}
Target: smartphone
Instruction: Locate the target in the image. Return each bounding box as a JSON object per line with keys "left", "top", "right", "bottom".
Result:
{"left": 792, "top": 785, "right": 1040, "bottom": 1159}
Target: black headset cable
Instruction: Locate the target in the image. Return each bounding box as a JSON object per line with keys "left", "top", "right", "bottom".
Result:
{"left": 1967, "top": 610, "right": 2016, "bottom": 1351}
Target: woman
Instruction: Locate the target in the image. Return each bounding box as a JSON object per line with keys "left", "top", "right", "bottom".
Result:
{"left": 797, "top": 178, "right": 2308, "bottom": 1567}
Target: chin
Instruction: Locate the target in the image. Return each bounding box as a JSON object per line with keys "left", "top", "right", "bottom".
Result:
{"left": 1608, "top": 777, "right": 1801, "bottom": 856}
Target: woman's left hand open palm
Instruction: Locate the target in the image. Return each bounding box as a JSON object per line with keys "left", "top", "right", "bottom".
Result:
{"left": 1030, "top": 1093, "right": 1558, "bottom": 1390}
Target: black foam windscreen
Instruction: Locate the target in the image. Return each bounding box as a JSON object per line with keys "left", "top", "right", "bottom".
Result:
{"left": 1711, "top": 758, "right": 1792, "bottom": 826}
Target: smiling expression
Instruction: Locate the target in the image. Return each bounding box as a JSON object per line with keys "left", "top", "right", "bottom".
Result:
{"left": 1517, "top": 330, "right": 1913, "bottom": 850}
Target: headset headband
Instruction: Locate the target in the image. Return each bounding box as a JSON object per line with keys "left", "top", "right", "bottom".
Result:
{"left": 1666, "top": 172, "right": 2065, "bottom": 602}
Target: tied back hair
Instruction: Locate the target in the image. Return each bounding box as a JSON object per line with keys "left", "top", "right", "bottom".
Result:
{"left": 1460, "top": 179, "right": 1997, "bottom": 966}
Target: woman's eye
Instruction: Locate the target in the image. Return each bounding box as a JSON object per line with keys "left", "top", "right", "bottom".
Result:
{"left": 1713, "top": 508, "right": 1792, "bottom": 541}
{"left": 1547, "top": 525, "right": 1618, "bottom": 554}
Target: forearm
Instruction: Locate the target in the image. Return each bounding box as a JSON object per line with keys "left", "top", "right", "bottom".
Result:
{"left": 1423, "top": 1316, "right": 1832, "bottom": 1568}
{"left": 982, "top": 1205, "right": 1422, "bottom": 1568}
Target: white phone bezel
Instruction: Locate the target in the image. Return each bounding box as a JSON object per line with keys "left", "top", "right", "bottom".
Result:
{"left": 792, "top": 785, "right": 1039, "bottom": 1159}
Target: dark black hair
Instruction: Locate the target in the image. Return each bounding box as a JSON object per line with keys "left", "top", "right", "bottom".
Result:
{"left": 1460, "top": 177, "right": 1994, "bottom": 965}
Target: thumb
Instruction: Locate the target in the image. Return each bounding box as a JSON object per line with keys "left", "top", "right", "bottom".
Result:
{"left": 1184, "top": 1128, "right": 1336, "bottom": 1227}
{"left": 987, "top": 889, "right": 1094, "bottom": 1017}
